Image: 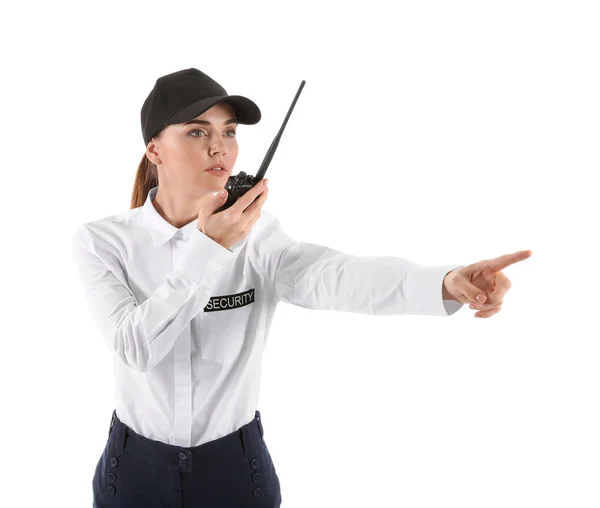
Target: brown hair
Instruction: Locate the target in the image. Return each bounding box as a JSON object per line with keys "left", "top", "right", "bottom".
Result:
{"left": 130, "top": 133, "right": 161, "bottom": 209}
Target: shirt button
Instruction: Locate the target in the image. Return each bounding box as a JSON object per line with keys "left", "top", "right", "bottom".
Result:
{"left": 110, "top": 457, "right": 118, "bottom": 467}
{"left": 250, "top": 458, "right": 258, "bottom": 469}
{"left": 178, "top": 452, "right": 187, "bottom": 460}
{"left": 108, "top": 472, "right": 116, "bottom": 482}
{"left": 179, "top": 459, "right": 188, "bottom": 468}
{"left": 252, "top": 472, "right": 261, "bottom": 482}
{"left": 107, "top": 485, "right": 116, "bottom": 495}
{"left": 253, "top": 487, "right": 264, "bottom": 498}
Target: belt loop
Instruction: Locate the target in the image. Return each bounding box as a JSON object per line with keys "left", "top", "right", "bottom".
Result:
{"left": 108, "top": 409, "right": 116, "bottom": 440}
{"left": 241, "top": 424, "right": 254, "bottom": 458}
{"left": 109, "top": 413, "right": 126, "bottom": 456}
{"left": 256, "top": 411, "right": 264, "bottom": 442}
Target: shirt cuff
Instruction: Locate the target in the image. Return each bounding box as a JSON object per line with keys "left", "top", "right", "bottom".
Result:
{"left": 174, "top": 228, "right": 234, "bottom": 286}
{"left": 443, "top": 298, "right": 464, "bottom": 316}
{"left": 404, "top": 264, "right": 466, "bottom": 316}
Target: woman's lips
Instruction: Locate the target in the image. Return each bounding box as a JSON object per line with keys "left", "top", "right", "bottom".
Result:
{"left": 206, "top": 169, "right": 227, "bottom": 177}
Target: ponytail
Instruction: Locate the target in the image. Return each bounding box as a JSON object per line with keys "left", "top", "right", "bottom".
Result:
{"left": 130, "top": 148, "right": 159, "bottom": 209}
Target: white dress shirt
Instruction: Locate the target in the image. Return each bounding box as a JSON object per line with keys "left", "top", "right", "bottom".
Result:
{"left": 71, "top": 185, "right": 465, "bottom": 447}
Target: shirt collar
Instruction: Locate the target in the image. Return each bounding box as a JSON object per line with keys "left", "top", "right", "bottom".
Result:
{"left": 140, "top": 186, "right": 200, "bottom": 246}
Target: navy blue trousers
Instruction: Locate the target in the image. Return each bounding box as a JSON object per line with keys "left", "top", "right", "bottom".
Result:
{"left": 92, "top": 409, "right": 282, "bottom": 507}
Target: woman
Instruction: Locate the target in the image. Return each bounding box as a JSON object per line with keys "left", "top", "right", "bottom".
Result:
{"left": 72, "top": 68, "right": 466, "bottom": 507}
{"left": 73, "top": 68, "right": 282, "bottom": 507}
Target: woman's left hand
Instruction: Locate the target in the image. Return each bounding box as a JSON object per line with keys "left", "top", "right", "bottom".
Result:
{"left": 443, "top": 250, "right": 532, "bottom": 318}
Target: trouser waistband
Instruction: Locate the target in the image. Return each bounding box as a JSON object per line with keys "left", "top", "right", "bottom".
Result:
{"left": 107, "top": 409, "right": 265, "bottom": 473}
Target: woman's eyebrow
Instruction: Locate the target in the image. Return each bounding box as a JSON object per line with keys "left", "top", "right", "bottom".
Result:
{"left": 182, "top": 118, "right": 238, "bottom": 126}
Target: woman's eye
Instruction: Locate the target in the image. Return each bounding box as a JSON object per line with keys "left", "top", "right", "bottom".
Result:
{"left": 189, "top": 129, "right": 237, "bottom": 138}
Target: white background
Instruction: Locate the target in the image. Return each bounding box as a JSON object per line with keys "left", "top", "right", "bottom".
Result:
{"left": 2, "top": 1, "right": 598, "bottom": 506}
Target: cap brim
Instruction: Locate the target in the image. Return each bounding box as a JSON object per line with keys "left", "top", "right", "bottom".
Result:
{"left": 166, "top": 95, "right": 261, "bottom": 127}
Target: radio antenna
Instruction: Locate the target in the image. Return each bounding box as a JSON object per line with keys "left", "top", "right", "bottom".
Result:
{"left": 254, "top": 80, "right": 306, "bottom": 181}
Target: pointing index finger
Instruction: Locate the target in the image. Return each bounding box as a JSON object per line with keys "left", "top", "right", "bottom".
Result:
{"left": 485, "top": 250, "right": 532, "bottom": 272}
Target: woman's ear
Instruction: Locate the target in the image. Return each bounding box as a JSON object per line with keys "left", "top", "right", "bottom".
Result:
{"left": 146, "top": 141, "right": 161, "bottom": 166}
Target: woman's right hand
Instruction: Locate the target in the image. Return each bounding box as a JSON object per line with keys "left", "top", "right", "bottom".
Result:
{"left": 196, "top": 179, "right": 269, "bottom": 250}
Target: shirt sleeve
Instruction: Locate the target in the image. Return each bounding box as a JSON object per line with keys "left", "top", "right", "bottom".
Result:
{"left": 252, "top": 215, "right": 465, "bottom": 317}
{"left": 71, "top": 224, "right": 235, "bottom": 372}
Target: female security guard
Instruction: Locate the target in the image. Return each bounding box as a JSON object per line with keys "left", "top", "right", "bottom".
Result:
{"left": 73, "top": 68, "right": 281, "bottom": 507}
{"left": 73, "top": 67, "right": 527, "bottom": 507}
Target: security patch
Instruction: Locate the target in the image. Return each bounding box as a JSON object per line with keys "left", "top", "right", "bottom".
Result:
{"left": 204, "top": 288, "right": 256, "bottom": 312}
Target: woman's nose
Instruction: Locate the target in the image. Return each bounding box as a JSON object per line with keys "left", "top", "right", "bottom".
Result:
{"left": 209, "top": 138, "right": 226, "bottom": 155}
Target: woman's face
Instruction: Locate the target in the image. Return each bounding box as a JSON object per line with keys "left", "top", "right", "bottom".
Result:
{"left": 148, "top": 101, "right": 239, "bottom": 194}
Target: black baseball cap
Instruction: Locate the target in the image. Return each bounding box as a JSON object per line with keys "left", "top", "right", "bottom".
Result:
{"left": 141, "top": 68, "right": 262, "bottom": 147}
